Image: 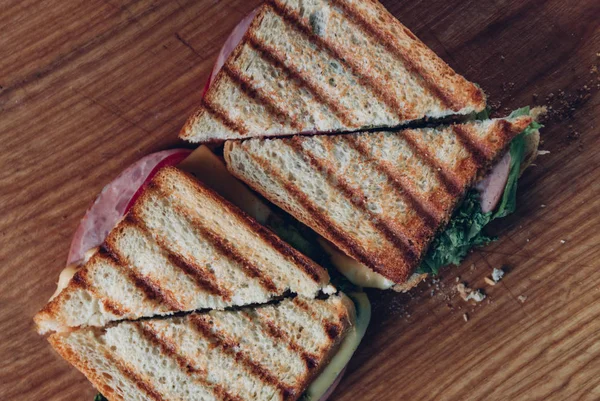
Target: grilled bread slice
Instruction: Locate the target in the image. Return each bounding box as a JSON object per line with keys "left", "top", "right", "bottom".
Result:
{"left": 225, "top": 116, "right": 532, "bottom": 285}
{"left": 48, "top": 294, "right": 354, "bottom": 401}
{"left": 35, "top": 167, "right": 331, "bottom": 334}
{"left": 180, "top": 0, "right": 486, "bottom": 143}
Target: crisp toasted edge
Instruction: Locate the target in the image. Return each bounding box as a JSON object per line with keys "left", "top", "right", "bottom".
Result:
{"left": 278, "top": 293, "right": 356, "bottom": 398}
{"left": 392, "top": 273, "right": 428, "bottom": 292}
{"left": 48, "top": 329, "right": 130, "bottom": 401}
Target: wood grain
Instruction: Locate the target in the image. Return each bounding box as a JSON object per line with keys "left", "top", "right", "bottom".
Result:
{"left": 0, "top": 1, "right": 598, "bottom": 400}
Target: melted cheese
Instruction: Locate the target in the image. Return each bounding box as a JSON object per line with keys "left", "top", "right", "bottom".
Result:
{"left": 302, "top": 292, "right": 371, "bottom": 400}
{"left": 319, "top": 239, "right": 395, "bottom": 289}
{"left": 51, "top": 247, "right": 98, "bottom": 301}
{"left": 178, "top": 145, "right": 272, "bottom": 224}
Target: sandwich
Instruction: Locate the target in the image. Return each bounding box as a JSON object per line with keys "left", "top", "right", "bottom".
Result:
{"left": 224, "top": 109, "right": 543, "bottom": 290}
{"left": 36, "top": 149, "right": 371, "bottom": 401}
{"left": 35, "top": 166, "right": 332, "bottom": 334}
{"left": 35, "top": 0, "right": 543, "bottom": 399}
{"left": 180, "top": 0, "right": 486, "bottom": 142}
{"left": 48, "top": 293, "right": 370, "bottom": 401}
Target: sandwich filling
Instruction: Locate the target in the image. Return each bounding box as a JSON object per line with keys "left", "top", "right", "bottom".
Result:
{"left": 417, "top": 107, "right": 543, "bottom": 275}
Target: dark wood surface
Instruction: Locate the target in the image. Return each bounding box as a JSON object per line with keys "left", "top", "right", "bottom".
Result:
{"left": 1, "top": 1, "right": 598, "bottom": 400}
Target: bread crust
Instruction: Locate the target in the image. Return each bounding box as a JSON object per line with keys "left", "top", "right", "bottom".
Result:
{"left": 47, "top": 295, "right": 355, "bottom": 401}
{"left": 180, "top": 0, "right": 486, "bottom": 143}
{"left": 225, "top": 117, "right": 531, "bottom": 284}
{"left": 35, "top": 167, "right": 330, "bottom": 334}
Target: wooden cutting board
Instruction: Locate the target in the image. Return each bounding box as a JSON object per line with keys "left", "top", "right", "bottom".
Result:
{"left": 1, "top": 0, "right": 598, "bottom": 400}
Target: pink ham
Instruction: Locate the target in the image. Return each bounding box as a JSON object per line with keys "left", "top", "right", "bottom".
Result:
{"left": 476, "top": 152, "right": 511, "bottom": 213}
{"left": 201, "top": 8, "right": 259, "bottom": 97}
{"left": 67, "top": 149, "right": 191, "bottom": 265}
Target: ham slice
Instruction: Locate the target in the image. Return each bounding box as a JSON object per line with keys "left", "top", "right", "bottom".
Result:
{"left": 201, "top": 8, "right": 258, "bottom": 96}
{"left": 476, "top": 152, "right": 512, "bottom": 214}
{"left": 67, "top": 149, "right": 191, "bottom": 265}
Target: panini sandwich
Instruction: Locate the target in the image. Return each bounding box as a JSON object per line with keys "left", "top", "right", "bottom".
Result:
{"left": 225, "top": 114, "right": 539, "bottom": 289}
{"left": 48, "top": 294, "right": 363, "bottom": 401}
{"left": 180, "top": 0, "right": 486, "bottom": 143}
{"left": 35, "top": 167, "right": 332, "bottom": 334}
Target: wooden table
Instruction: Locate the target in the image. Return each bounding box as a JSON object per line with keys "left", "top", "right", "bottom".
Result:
{"left": 1, "top": 1, "right": 598, "bottom": 400}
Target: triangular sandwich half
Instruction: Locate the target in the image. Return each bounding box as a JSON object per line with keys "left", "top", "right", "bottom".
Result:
{"left": 48, "top": 295, "right": 355, "bottom": 401}
{"left": 224, "top": 116, "right": 532, "bottom": 288}
{"left": 35, "top": 167, "right": 331, "bottom": 334}
{"left": 180, "top": 0, "right": 485, "bottom": 143}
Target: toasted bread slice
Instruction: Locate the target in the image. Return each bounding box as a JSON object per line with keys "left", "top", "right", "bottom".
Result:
{"left": 48, "top": 294, "right": 354, "bottom": 401}
{"left": 35, "top": 167, "right": 331, "bottom": 334}
{"left": 225, "top": 116, "right": 532, "bottom": 284}
{"left": 180, "top": 0, "right": 485, "bottom": 143}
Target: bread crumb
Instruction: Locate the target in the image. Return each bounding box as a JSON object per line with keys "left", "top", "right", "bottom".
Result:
{"left": 456, "top": 283, "right": 469, "bottom": 300}
{"left": 492, "top": 268, "right": 504, "bottom": 282}
{"left": 540, "top": 204, "right": 546, "bottom": 208}
{"left": 463, "top": 313, "right": 469, "bottom": 322}
{"left": 455, "top": 276, "right": 460, "bottom": 283}
{"left": 560, "top": 239, "right": 566, "bottom": 244}
{"left": 484, "top": 277, "right": 496, "bottom": 286}
{"left": 518, "top": 295, "right": 528, "bottom": 303}
{"left": 466, "top": 290, "right": 486, "bottom": 302}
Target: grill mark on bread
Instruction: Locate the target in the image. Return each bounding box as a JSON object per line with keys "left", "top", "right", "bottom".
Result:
{"left": 154, "top": 167, "right": 327, "bottom": 285}
{"left": 400, "top": 133, "right": 462, "bottom": 196}
{"left": 137, "top": 323, "right": 241, "bottom": 401}
{"left": 329, "top": 0, "right": 465, "bottom": 110}
{"left": 249, "top": 312, "right": 320, "bottom": 371}
{"left": 265, "top": 1, "right": 409, "bottom": 120}
{"left": 162, "top": 199, "right": 280, "bottom": 294}
{"left": 189, "top": 315, "right": 297, "bottom": 399}
{"left": 222, "top": 63, "right": 303, "bottom": 131}
{"left": 107, "top": 351, "right": 167, "bottom": 401}
{"left": 69, "top": 259, "right": 129, "bottom": 317}
{"left": 293, "top": 297, "right": 345, "bottom": 341}
{"left": 452, "top": 125, "right": 488, "bottom": 167}
{"left": 498, "top": 118, "right": 529, "bottom": 149}
{"left": 324, "top": 322, "right": 342, "bottom": 340}
{"left": 201, "top": 98, "right": 249, "bottom": 136}
{"left": 342, "top": 135, "right": 441, "bottom": 229}
{"left": 122, "top": 214, "right": 233, "bottom": 300}
{"left": 288, "top": 137, "right": 419, "bottom": 263}
{"left": 167, "top": 252, "right": 233, "bottom": 300}
{"left": 244, "top": 149, "right": 391, "bottom": 277}
{"left": 247, "top": 37, "right": 355, "bottom": 127}
{"left": 292, "top": 297, "right": 312, "bottom": 314}
{"left": 99, "top": 246, "right": 183, "bottom": 312}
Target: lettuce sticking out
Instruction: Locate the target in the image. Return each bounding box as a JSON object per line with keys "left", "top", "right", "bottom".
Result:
{"left": 417, "top": 190, "right": 494, "bottom": 274}
{"left": 94, "top": 394, "right": 108, "bottom": 401}
{"left": 493, "top": 108, "right": 542, "bottom": 219}
{"left": 417, "top": 107, "right": 542, "bottom": 275}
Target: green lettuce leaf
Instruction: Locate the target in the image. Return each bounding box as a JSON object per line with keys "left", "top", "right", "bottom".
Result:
{"left": 94, "top": 394, "right": 108, "bottom": 401}
{"left": 417, "top": 190, "right": 494, "bottom": 275}
{"left": 492, "top": 107, "right": 542, "bottom": 219}
{"left": 417, "top": 107, "right": 541, "bottom": 275}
